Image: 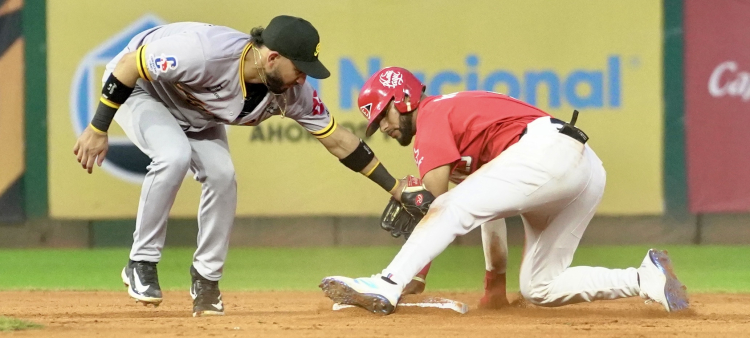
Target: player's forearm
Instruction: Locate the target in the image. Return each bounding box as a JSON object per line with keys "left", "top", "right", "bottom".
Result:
{"left": 90, "top": 52, "right": 139, "bottom": 134}
{"left": 422, "top": 165, "right": 451, "bottom": 196}
{"left": 341, "top": 143, "right": 398, "bottom": 194}
{"left": 320, "top": 126, "right": 359, "bottom": 158}
{"left": 326, "top": 129, "right": 380, "bottom": 176}
{"left": 322, "top": 127, "right": 399, "bottom": 194}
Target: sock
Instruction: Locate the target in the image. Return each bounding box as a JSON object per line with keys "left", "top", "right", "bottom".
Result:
{"left": 484, "top": 270, "right": 507, "bottom": 294}
{"left": 415, "top": 262, "right": 433, "bottom": 279}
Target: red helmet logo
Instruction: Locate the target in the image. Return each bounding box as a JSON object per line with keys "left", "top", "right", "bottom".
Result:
{"left": 415, "top": 194, "right": 424, "bottom": 206}
{"left": 379, "top": 70, "right": 404, "bottom": 89}
{"left": 359, "top": 103, "right": 372, "bottom": 119}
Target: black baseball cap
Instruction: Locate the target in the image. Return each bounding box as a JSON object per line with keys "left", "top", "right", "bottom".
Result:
{"left": 262, "top": 15, "right": 330, "bottom": 79}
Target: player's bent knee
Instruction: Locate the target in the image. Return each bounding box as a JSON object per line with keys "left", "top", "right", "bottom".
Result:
{"left": 153, "top": 151, "right": 192, "bottom": 176}
{"left": 520, "top": 282, "right": 562, "bottom": 307}
{"left": 203, "top": 167, "right": 236, "bottom": 189}
{"left": 521, "top": 286, "right": 552, "bottom": 306}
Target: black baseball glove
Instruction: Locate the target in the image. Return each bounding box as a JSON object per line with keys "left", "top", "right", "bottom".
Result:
{"left": 380, "top": 175, "right": 436, "bottom": 239}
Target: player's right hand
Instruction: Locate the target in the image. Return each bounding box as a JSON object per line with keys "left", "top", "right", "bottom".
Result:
{"left": 379, "top": 175, "right": 436, "bottom": 238}
{"left": 399, "top": 175, "right": 435, "bottom": 218}
{"left": 73, "top": 126, "right": 109, "bottom": 174}
{"left": 390, "top": 179, "right": 407, "bottom": 201}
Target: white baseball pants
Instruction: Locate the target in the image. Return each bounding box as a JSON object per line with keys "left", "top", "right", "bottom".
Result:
{"left": 383, "top": 117, "right": 640, "bottom": 306}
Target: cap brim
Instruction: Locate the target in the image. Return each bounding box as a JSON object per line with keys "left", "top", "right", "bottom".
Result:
{"left": 292, "top": 59, "right": 330, "bottom": 79}
{"left": 365, "top": 122, "right": 378, "bottom": 138}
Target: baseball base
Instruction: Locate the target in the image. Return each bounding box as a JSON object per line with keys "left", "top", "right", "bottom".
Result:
{"left": 332, "top": 297, "right": 469, "bottom": 314}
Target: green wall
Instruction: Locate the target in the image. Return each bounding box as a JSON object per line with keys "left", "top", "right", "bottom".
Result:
{"left": 22, "top": 0, "right": 48, "bottom": 219}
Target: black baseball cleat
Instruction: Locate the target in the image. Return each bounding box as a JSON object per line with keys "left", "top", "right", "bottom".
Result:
{"left": 190, "top": 265, "right": 225, "bottom": 317}
{"left": 121, "top": 260, "right": 163, "bottom": 306}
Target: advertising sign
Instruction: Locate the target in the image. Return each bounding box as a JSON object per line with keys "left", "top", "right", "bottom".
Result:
{"left": 685, "top": 0, "right": 750, "bottom": 212}
{"left": 47, "top": 0, "right": 664, "bottom": 217}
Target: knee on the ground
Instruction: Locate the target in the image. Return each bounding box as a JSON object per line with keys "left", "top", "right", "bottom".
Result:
{"left": 520, "top": 282, "right": 560, "bottom": 307}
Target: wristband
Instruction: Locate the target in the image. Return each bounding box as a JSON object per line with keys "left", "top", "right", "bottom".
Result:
{"left": 91, "top": 101, "right": 118, "bottom": 133}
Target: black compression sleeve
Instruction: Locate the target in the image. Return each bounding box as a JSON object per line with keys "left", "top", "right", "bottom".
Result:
{"left": 339, "top": 139, "right": 398, "bottom": 193}
{"left": 90, "top": 103, "right": 118, "bottom": 133}
{"left": 366, "top": 162, "right": 398, "bottom": 193}
{"left": 91, "top": 74, "right": 134, "bottom": 133}
{"left": 340, "top": 139, "right": 375, "bottom": 172}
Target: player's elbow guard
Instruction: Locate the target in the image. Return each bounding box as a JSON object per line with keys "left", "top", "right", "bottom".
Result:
{"left": 91, "top": 74, "right": 134, "bottom": 133}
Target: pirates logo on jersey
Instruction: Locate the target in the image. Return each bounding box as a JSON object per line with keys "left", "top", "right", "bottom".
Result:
{"left": 311, "top": 90, "right": 326, "bottom": 116}
{"left": 379, "top": 70, "right": 403, "bottom": 89}
{"left": 153, "top": 54, "right": 178, "bottom": 72}
{"left": 70, "top": 15, "right": 167, "bottom": 184}
{"left": 359, "top": 103, "right": 372, "bottom": 119}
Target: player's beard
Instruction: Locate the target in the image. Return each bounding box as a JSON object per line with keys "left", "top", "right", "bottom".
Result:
{"left": 396, "top": 113, "right": 415, "bottom": 146}
{"left": 265, "top": 68, "right": 287, "bottom": 94}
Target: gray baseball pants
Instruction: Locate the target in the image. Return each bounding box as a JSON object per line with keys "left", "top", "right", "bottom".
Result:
{"left": 114, "top": 93, "right": 237, "bottom": 281}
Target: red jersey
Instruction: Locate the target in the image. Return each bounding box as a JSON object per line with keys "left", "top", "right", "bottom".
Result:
{"left": 412, "top": 91, "right": 550, "bottom": 183}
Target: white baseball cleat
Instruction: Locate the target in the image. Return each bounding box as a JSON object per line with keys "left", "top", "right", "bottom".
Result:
{"left": 637, "top": 249, "right": 690, "bottom": 312}
{"left": 319, "top": 275, "right": 402, "bottom": 315}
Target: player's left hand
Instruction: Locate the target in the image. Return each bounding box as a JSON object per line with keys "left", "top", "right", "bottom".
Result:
{"left": 73, "top": 126, "right": 109, "bottom": 174}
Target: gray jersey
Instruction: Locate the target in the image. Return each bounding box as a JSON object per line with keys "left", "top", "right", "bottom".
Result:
{"left": 112, "top": 22, "right": 335, "bottom": 136}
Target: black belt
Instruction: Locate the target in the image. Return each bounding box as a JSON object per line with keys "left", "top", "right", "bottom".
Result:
{"left": 520, "top": 110, "right": 589, "bottom": 144}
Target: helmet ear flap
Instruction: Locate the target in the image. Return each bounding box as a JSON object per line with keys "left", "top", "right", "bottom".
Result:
{"left": 390, "top": 69, "right": 424, "bottom": 114}
{"left": 393, "top": 91, "right": 416, "bottom": 113}
{"left": 391, "top": 88, "right": 407, "bottom": 113}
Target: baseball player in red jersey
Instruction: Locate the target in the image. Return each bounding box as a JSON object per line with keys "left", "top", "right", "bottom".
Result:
{"left": 320, "top": 67, "right": 690, "bottom": 315}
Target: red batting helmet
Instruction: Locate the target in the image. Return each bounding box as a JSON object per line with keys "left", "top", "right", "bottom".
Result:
{"left": 358, "top": 67, "right": 426, "bottom": 137}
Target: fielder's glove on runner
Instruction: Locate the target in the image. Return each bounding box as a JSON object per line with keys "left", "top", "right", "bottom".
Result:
{"left": 380, "top": 175, "right": 436, "bottom": 238}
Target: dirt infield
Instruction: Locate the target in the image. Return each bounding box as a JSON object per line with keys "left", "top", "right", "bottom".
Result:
{"left": 1, "top": 291, "right": 749, "bottom": 337}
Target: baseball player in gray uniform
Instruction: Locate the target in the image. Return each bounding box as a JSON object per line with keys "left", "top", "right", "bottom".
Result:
{"left": 73, "top": 16, "right": 408, "bottom": 317}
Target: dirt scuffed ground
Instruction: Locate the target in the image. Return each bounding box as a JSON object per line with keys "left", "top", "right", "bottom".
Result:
{"left": 1, "top": 291, "right": 749, "bottom": 337}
